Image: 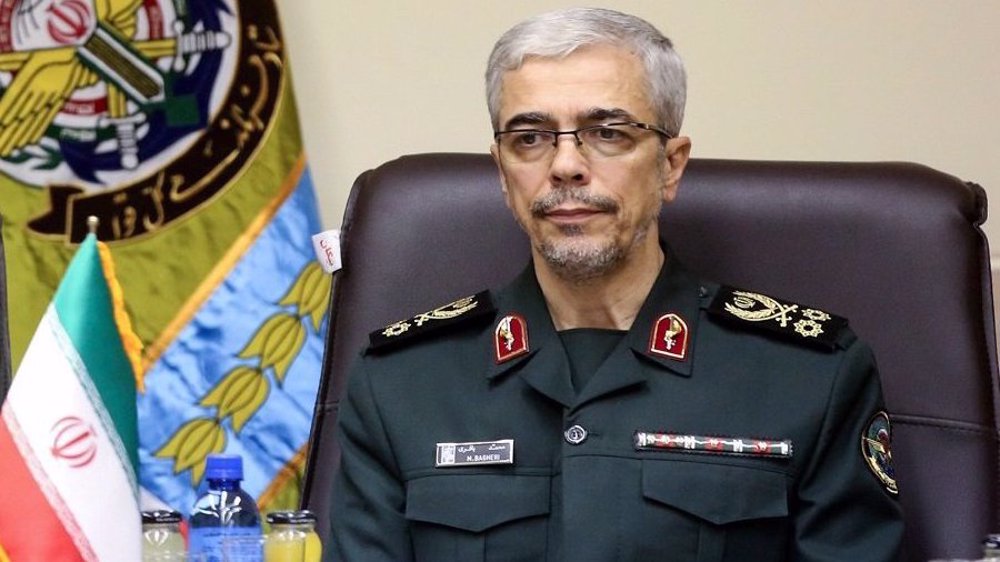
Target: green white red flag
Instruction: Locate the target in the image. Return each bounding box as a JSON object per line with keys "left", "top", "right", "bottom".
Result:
{"left": 0, "top": 234, "right": 143, "bottom": 561}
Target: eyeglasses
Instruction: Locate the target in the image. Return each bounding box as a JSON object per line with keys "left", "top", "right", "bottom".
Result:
{"left": 493, "top": 121, "right": 672, "bottom": 164}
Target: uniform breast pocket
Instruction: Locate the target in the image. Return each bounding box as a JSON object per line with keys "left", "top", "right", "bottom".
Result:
{"left": 636, "top": 459, "right": 791, "bottom": 562}
{"left": 405, "top": 473, "right": 550, "bottom": 562}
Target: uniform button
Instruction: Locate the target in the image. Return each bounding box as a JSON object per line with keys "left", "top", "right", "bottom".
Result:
{"left": 564, "top": 425, "right": 588, "bottom": 445}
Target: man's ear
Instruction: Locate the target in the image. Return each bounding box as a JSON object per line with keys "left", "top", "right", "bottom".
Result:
{"left": 490, "top": 144, "right": 513, "bottom": 208}
{"left": 660, "top": 136, "right": 692, "bottom": 204}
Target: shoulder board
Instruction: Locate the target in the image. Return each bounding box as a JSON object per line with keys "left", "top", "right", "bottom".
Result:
{"left": 706, "top": 286, "right": 852, "bottom": 351}
{"left": 367, "top": 290, "right": 496, "bottom": 354}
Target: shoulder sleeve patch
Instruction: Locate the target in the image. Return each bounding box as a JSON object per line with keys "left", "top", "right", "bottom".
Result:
{"left": 367, "top": 290, "right": 496, "bottom": 354}
{"left": 706, "top": 286, "right": 850, "bottom": 351}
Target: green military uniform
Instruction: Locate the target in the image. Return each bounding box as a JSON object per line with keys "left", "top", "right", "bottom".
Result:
{"left": 328, "top": 253, "right": 903, "bottom": 561}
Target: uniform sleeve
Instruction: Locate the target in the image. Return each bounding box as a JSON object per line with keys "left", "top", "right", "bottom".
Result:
{"left": 327, "top": 356, "right": 414, "bottom": 562}
{"left": 791, "top": 341, "right": 904, "bottom": 561}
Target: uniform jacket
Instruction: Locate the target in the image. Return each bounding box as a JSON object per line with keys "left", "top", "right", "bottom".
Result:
{"left": 328, "top": 255, "right": 903, "bottom": 561}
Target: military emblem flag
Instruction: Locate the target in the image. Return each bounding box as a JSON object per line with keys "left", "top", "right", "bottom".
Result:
{"left": 0, "top": 0, "right": 327, "bottom": 525}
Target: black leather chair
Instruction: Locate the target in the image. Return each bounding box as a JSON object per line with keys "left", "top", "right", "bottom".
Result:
{"left": 302, "top": 153, "right": 1000, "bottom": 561}
{"left": 0, "top": 215, "right": 11, "bottom": 406}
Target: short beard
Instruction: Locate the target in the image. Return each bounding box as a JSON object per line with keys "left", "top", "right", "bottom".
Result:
{"left": 530, "top": 187, "right": 644, "bottom": 283}
{"left": 536, "top": 234, "right": 628, "bottom": 283}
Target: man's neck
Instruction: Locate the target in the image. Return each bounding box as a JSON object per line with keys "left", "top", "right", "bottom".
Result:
{"left": 534, "top": 242, "right": 664, "bottom": 331}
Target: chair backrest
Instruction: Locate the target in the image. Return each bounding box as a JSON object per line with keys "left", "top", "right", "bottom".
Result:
{"left": 302, "top": 153, "right": 1000, "bottom": 561}
{"left": 0, "top": 214, "right": 10, "bottom": 406}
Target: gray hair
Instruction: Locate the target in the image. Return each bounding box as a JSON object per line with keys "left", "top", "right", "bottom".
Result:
{"left": 486, "top": 8, "right": 687, "bottom": 136}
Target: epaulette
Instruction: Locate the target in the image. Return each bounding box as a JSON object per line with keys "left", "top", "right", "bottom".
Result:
{"left": 706, "top": 286, "right": 851, "bottom": 351}
{"left": 367, "top": 291, "right": 496, "bottom": 354}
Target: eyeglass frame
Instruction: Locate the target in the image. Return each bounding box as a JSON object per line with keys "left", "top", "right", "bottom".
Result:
{"left": 492, "top": 121, "right": 674, "bottom": 162}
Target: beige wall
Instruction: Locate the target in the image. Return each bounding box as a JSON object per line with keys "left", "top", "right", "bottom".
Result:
{"left": 281, "top": 1, "right": 1000, "bottom": 258}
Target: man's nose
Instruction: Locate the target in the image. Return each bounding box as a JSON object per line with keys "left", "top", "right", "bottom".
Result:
{"left": 548, "top": 134, "right": 589, "bottom": 186}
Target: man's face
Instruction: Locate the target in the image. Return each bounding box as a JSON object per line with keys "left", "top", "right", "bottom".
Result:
{"left": 491, "top": 44, "right": 690, "bottom": 282}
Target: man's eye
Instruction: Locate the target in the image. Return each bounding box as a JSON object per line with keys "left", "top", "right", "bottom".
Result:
{"left": 517, "top": 133, "right": 538, "bottom": 145}
{"left": 594, "top": 127, "right": 626, "bottom": 141}
{"left": 513, "top": 132, "right": 546, "bottom": 147}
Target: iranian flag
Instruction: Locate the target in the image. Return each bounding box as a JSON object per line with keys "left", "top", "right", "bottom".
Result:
{"left": 0, "top": 234, "right": 144, "bottom": 561}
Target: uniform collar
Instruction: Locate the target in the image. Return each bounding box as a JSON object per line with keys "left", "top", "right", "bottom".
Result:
{"left": 484, "top": 262, "right": 574, "bottom": 405}
{"left": 623, "top": 248, "right": 705, "bottom": 378}
{"left": 484, "top": 242, "right": 707, "bottom": 407}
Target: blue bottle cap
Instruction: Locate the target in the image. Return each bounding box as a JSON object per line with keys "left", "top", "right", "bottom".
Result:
{"left": 205, "top": 454, "right": 243, "bottom": 480}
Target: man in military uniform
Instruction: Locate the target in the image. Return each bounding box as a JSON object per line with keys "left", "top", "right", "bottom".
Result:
{"left": 328, "top": 8, "right": 903, "bottom": 561}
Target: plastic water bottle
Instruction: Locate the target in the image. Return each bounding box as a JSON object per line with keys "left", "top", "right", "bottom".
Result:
{"left": 190, "top": 454, "right": 263, "bottom": 561}
{"left": 141, "top": 510, "right": 185, "bottom": 561}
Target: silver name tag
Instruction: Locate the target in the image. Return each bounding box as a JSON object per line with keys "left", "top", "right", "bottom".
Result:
{"left": 435, "top": 439, "right": 514, "bottom": 467}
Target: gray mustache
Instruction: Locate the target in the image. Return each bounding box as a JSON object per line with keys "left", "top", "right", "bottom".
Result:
{"left": 530, "top": 188, "right": 619, "bottom": 216}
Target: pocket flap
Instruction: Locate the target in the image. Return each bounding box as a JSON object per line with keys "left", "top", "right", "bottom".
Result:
{"left": 642, "top": 459, "right": 788, "bottom": 525}
{"left": 406, "top": 474, "right": 550, "bottom": 532}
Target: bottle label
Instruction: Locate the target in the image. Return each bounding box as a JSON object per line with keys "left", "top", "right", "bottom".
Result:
{"left": 190, "top": 526, "right": 262, "bottom": 562}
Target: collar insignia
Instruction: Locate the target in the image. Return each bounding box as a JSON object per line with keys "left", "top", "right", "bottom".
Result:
{"left": 648, "top": 313, "right": 689, "bottom": 361}
{"left": 862, "top": 411, "right": 898, "bottom": 495}
{"left": 494, "top": 313, "right": 529, "bottom": 364}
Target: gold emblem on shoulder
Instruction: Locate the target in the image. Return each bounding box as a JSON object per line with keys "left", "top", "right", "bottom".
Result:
{"left": 369, "top": 291, "right": 494, "bottom": 352}
{"left": 412, "top": 296, "right": 478, "bottom": 326}
{"left": 380, "top": 296, "right": 479, "bottom": 337}
{"left": 725, "top": 291, "right": 799, "bottom": 327}
{"left": 723, "top": 291, "right": 838, "bottom": 341}
{"left": 802, "top": 308, "right": 832, "bottom": 322}
{"left": 711, "top": 286, "right": 846, "bottom": 348}
{"left": 382, "top": 321, "right": 411, "bottom": 337}
{"left": 793, "top": 319, "right": 824, "bottom": 338}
